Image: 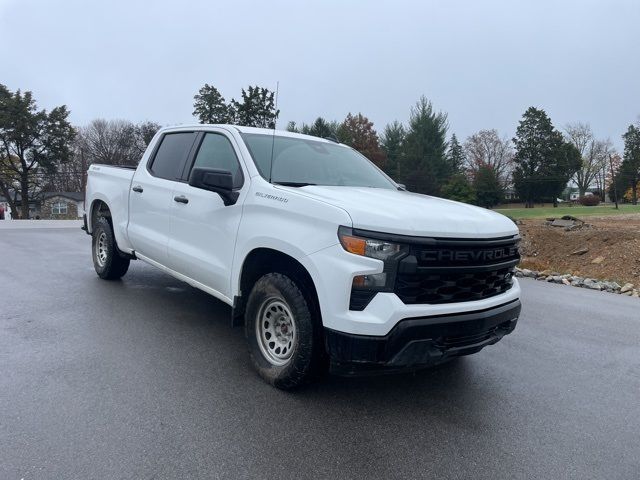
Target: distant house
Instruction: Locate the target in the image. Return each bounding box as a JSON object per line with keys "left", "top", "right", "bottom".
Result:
{"left": 503, "top": 187, "right": 517, "bottom": 201}
{"left": 40, "top": 192, "right": 85, "bottom": 219}
{"left": 569, "top": 191, "right": 594, "bottom": 201}
{"left": 0, "top": 191, "right": 84, "bottom": 219}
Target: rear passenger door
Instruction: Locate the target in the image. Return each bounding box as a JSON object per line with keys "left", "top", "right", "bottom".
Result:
{"left": 128, "top": 131, "right": 197, "bottom": 265}
{"left": 167, "top": 131, "right": 246, "bottom": 301}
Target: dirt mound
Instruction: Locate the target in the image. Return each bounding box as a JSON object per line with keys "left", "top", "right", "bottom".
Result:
{"left": 518, "top": 214, "right": 640, "bottom": 284}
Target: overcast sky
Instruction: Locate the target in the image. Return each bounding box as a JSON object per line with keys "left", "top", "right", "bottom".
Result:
{"left": 1, "top": 0, "right": 638, "bottom": 150}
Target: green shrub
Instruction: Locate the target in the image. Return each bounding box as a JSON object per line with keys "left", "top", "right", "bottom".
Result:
{"left": 441, "top": 174, "right": 475, "bottom": 204}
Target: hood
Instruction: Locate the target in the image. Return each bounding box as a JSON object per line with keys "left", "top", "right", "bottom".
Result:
{"left": 281, "top": 186, "right": 518, "bottom": 238}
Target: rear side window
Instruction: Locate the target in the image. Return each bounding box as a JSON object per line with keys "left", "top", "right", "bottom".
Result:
{"left": 149, "top": 132, "right": 196, "bottom": 180}
{"left": 191, "top": 133, "right": 243, "bottom": 189}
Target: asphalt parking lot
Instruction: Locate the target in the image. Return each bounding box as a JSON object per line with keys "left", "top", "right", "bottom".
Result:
{"left": 1, "top": 223, "right": 639, "bottom": 479}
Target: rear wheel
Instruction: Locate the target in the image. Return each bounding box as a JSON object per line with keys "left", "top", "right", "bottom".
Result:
{"left": 92, "top": 216, "right": 130, "bottom": 280}
{"left": 245, "top": 273, "right": 325, "bottom": 389}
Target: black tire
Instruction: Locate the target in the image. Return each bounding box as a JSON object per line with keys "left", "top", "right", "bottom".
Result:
{"left": 245, "top": 273, "right": 326, "bottom": 389}
{"left": 92, "top": 216, "right": 130, "bottom": 280}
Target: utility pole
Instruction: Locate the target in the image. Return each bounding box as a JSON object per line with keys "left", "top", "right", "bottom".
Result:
{"left": 608, "top": 154, "right": 619, "bottom": 210}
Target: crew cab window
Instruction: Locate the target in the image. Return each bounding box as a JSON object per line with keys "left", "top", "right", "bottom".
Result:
{"left": 149, "top": 132, "right": 196, "bottom": 180}
{"left": 191, "top": 133, "right": 243, "bottom": 189}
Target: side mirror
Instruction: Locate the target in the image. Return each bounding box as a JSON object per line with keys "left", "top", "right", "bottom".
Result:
{"left": 189, "top": 167, "right": 239, "bottom": 206}
{"left": 397, "top": 183, "right": 407, "bottom": 191}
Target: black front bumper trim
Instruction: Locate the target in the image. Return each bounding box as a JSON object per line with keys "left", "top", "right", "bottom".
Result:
{"left": 325, "top": 299, "right": 521, "bottom": 375}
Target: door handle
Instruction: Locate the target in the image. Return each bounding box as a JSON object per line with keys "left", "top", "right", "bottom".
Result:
{"left": 132, "top": 185, "right": 143, "bottom": 193}
{"left": 173, "top": 195, "right": 189, "bottom": 204}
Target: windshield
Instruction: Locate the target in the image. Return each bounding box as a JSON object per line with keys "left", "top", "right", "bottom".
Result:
{"left": 241, "top": 133, "right": 397, "bottom": 189}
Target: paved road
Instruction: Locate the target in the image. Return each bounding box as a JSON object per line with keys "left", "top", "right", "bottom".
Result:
{"left": 1, "top": 225, "right": 639, "bottom": 479}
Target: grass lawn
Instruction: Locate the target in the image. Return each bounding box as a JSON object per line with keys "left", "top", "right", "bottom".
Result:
{"left": 493, "top": 203, "right": 640, "bottom": 219}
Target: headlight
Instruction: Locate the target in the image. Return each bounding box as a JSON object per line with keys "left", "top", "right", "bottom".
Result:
{"left": 338, "top": 226, "right": 408, "bottom": 310}
{"left": 337, "top": 226, "right": 401, "bottom": 260}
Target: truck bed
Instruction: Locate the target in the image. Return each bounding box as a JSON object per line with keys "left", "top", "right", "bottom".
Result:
{"left": 91, "top": 163, "right": 138, "bottom": 170}
{"left": 85, "top": 163, "right": 136, "bottom": 250}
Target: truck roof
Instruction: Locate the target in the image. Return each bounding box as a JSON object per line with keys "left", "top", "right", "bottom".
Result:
{"left": 158, "top": 124, "right": 339, "bottom": 144}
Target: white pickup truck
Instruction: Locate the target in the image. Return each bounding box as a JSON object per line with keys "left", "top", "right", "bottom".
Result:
{"left": 84, "top": 124, "right": 521, "bottom": 389}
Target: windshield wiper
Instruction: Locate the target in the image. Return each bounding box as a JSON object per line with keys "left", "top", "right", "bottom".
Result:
{"left": 273, "top": 182, "right": 316, "bottom": 187}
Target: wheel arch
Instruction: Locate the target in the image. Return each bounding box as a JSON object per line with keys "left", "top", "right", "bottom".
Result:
{"left": 89, "top": 198, "right": 112, "bottom": 233}
{"left": 233, "top": 248, "right": 321, "bottom": 327}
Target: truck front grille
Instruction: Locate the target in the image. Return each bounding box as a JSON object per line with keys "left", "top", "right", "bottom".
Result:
{"left": 395, "top": 265, "right": 515, "bottom": 304}
{"left": 394, "top": 235, "right": 520, "bottom": 305}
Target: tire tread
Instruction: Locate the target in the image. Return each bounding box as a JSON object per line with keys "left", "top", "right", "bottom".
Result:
{"left": 244, "top": 272, "right": 325, "bottom": 389}
{"left": 92, "top": 217, "right": 130, "bottom": 280}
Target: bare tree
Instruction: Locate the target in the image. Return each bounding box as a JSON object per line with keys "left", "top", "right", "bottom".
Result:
{"left": 463, "top": 129, "right": 513, "bottom": 186}
{"left": 132, "top": 121, "right": 161, "bottom": 157}
{"left": 594, "top": 148, "right": 617, "bottom": 197}
{"left": 42, "top": 120, "right": 161, "bottom": 194}
{"left": 78, "top": 119, "right": 139, "bottom": 166}
{"left": 605, "top": 153, "right": 622, "bottom": 203}
{"left": 564, "top": 123, "right": 613, "bottom": 196}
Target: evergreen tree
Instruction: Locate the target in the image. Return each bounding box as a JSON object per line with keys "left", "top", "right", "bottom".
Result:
{"left": 619, "top": 124, "right": 640, "bottom": 204}
{"left": 193, "top": 84, "right": 230, "bottom": 124}
{"left": 230, "top": 86, "right": 279, "bottom": 128}
{"left": 473, "top": 165, "right": 503, "bottom": 208}
{"left": 400, "top": 96, "right": 449, "bottom": 195}
{"left": 0, "top": 84, "right": 76, "bottom": 219}
{"left": 512, "top": 107, "right": 580, "bottom": 207}
{"left": 300, "top": 117, "right": 336, "bottom": 139}
{"left": 380, "top": 121, "right": 406, "bottom": 180}
{"left": 446, "top": 133, "right": 465, "bottom": 174}
{"left": 194, "top": 84, "right": 279, "bottom": 128}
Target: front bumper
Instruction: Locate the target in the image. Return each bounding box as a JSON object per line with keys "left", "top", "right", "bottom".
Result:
{"left": 325, "top": 299, "right": 521, "bottom": 375}
{"left": 303, "top": 244, "right": 521, "bottom": 336}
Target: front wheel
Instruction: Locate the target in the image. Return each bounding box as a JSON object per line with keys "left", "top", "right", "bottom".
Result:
{"left": 92, "top": 217, "right": 130, "bottom": 280}
{"left": 245, "top": 273, "right": 325, "bottom": 389}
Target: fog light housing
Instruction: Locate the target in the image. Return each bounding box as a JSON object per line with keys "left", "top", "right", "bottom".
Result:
{"left": 353, "top": 273, "right": 388, "bottom": 288}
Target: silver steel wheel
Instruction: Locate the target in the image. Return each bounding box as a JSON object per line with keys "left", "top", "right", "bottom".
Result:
{"left": 256, "top": 297, "right": 297, "bottom": 366}
{"left": 95, "top": 231, "right": 108, "bottom": 267}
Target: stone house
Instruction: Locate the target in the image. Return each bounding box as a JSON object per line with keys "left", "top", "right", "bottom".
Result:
{"left": 40, "top": 192, "right": 84, "bottom": 220}
{"left": 1, "top": 191, "right": 85, "bottom": 219}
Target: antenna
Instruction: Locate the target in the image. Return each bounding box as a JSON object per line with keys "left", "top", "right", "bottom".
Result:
{"left": 268, "top": 81, "right": 279, "bottom": 183}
